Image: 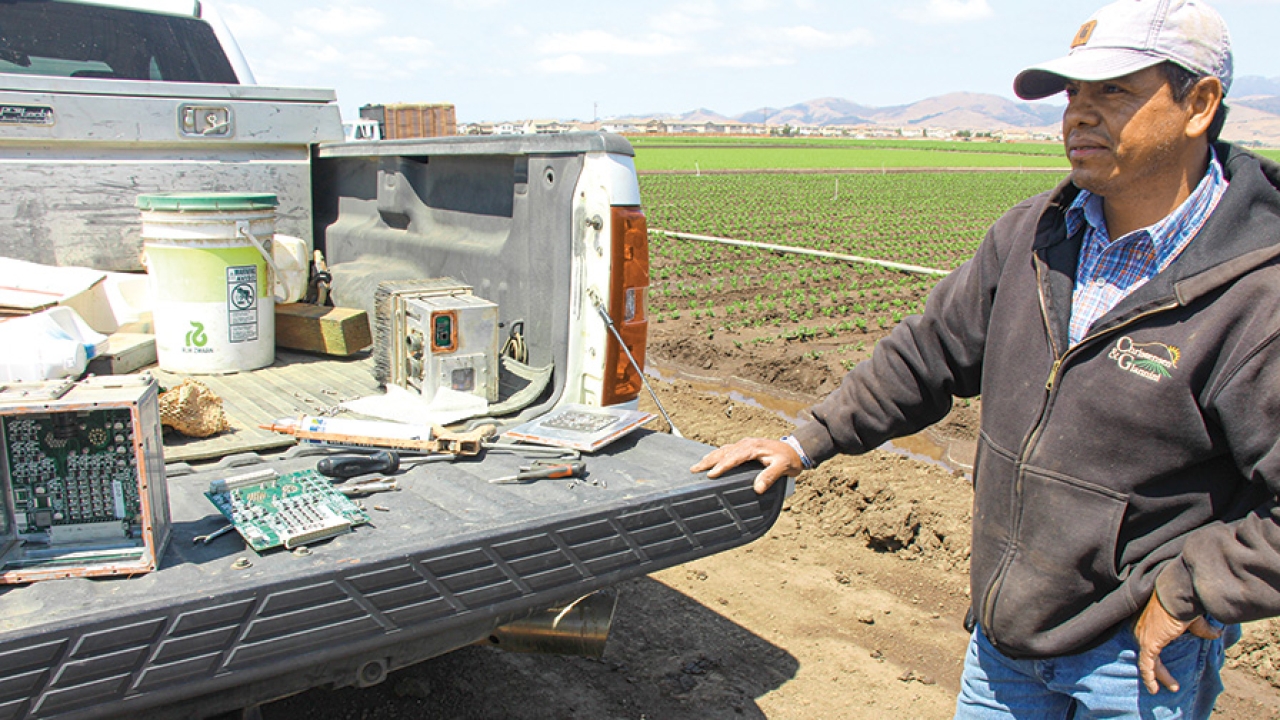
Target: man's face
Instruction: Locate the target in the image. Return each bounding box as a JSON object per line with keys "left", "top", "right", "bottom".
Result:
{"left": 1061, "top": 66, "right": 1195, "bottom": 200}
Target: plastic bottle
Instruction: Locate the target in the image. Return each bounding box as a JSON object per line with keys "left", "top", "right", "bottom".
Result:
{"left": 272, "top": 234, "right": 310, "bottom": 303}
{"left": 0, "top": 307, "right": 107, "bottom": 382}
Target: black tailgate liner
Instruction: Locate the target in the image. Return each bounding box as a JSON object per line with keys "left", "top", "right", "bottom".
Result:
{"left": 0, "top": 431, "right": 781, "bottom": 719}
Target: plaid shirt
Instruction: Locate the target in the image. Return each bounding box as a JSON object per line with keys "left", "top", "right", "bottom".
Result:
{"left": 1066, "top": 152, "right": 1228, "bottom": 347}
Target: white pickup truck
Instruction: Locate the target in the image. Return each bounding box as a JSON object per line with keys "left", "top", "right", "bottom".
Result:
{"left": 0, "top": 2, "right": 781, "bottom": 718}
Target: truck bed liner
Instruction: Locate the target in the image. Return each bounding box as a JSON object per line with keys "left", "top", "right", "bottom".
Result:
{"left": 0, "top": 430, "right": 782, "bottom": 719}
{"left": 151, "top": 351, "right": 379, "bottom": 463}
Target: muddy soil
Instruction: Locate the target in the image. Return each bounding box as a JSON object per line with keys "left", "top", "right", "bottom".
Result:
{"left": 263, "top": 369, "right": 1278, "bottom": 719}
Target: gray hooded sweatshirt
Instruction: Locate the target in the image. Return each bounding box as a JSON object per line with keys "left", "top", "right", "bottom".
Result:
{"left": 792, "top": 143, "right": 1280, "bottom": 658}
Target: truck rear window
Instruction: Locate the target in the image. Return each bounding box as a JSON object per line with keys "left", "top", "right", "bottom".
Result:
{"left": 0, "top": 1, "right": 238, "bottom": 83}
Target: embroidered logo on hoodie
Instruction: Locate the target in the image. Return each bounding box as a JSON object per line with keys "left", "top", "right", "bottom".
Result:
{"left": 1108, "top": 336, "right": 1181, "bottom": 383}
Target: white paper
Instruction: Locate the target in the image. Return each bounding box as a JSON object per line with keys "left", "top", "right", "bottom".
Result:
{"left": 341, "top": 384, "right": 488, "bottom": 426}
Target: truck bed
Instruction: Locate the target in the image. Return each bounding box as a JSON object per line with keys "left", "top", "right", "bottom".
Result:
{"left": 150, "top": 350, "right": 381, "bottom": 463}
{"left": 0, "top": 369, "right": 782, "bottom": 719}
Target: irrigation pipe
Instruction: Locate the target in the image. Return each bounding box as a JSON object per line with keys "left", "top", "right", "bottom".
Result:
{"left": 651, "top": 229, "right": 952, "bottom": 278}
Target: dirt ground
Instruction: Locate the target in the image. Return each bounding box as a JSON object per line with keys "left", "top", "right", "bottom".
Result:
{"left": 263, "top": 359, "right": 1279, "bottom": 718}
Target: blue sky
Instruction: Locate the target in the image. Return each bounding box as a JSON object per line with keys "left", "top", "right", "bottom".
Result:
{"left": 214, "top": 0, "right": 1280, "bottom": 123}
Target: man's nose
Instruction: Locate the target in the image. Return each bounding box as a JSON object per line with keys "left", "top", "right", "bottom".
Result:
{"left": 1063, "top": 93, "right": 1099, "bottom": 128}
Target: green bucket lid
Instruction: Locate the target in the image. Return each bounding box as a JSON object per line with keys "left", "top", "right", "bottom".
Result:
{"left": 136, "top": 192, "right": 278, "bottom": 211}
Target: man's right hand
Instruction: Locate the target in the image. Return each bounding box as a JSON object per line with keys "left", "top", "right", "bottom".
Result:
{"left": 690, "top": 438, "right": 805, "bottom": 494}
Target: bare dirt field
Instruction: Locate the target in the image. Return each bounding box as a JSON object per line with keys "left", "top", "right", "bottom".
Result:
{"left": 264, "top": 346, "right": 1279, "bottom": 719}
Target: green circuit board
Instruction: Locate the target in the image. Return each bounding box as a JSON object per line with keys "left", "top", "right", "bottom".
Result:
{"left": 206, "top": 469, "right": 370, "bottom": 552}
{"left": 2, "top": 409, "right": 143, "bottom": 543}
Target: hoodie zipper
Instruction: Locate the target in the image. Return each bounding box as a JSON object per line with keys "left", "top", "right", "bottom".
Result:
{"left": 978, "top": 257, "right": 1179, "bottom": 648}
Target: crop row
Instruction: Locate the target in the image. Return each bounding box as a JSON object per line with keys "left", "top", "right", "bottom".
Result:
{"left": 629, "top": 136, "right": 1069, "bottom": 157}
{"left": 638, "top": 172, "right": 1062, "bottom": 351}
{"left": 642, "top": 172, "right": 1062, "bottom": 273}
{"left": 634, "top": 148, "right": 1070, "bottom": 172}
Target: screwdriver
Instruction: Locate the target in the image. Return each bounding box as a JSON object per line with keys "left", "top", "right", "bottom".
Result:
{"left": 317, "top": 450, "right": 400, "bottom": 479}
{"left": 489, "top": 461, "right": 587, "bottom": 485}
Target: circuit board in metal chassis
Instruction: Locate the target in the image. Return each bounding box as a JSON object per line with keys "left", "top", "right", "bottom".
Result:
{"left": 0, "top": 375, "right": 170, "bottom": 582}
{"left": 205, "top": 468, "right": 370, "bottom": 552}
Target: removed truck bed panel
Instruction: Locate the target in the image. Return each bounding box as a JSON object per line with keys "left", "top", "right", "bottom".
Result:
{"left": 0, "top": 433, "right": 782, "bottom": 719}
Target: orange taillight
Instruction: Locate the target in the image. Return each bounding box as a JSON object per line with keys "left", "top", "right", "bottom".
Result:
{"left": 601, "top": 205, "right": 649, "bottom": 406}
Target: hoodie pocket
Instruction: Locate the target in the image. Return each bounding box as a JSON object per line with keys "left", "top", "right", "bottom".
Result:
{"left": 988, "top": 467, "right": 1129, "bottom": 644}
{"left": 970, "top": 433, "right": 1016, "bottom": 611}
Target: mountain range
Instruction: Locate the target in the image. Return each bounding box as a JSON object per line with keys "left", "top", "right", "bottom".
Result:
{"left": 615, "top": 75, "right": 1280, "bottom": 145}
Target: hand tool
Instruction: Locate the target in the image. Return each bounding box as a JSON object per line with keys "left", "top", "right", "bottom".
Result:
{"left": 193, "top": 523, "right": 236, "bottom": 545}
{"left": 261, "top": 416, "right": 495, "bottom": 456}
{"left": 317, "top": 450, "right": 400, "bottom": 479}
{"left": 338, "top": 478, "right": 400, "bottom": 497}
{"left": 481, "top": 441, "right": 581, "bottom": 461}
{"left": 489, "top": 460, "right": 586, "bottom": 485}
{"left": 316, "top": 449, "right": 448, "bottom": 479}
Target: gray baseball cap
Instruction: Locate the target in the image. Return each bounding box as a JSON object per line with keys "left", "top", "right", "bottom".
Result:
{"left": 1014, "top": 0, "right": 1233, "bottom": 100}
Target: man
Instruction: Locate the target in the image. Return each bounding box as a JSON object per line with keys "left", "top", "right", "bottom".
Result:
{"left": 692, "top": 1, "right": 1280, "bottom": 717}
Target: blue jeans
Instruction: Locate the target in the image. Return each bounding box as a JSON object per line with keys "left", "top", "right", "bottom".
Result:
{"left": 955, "top": 621, "right": 1240, "bottom": 720}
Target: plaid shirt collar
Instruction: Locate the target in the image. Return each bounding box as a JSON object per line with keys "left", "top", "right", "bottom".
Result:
{"left": 1063, "top": 149, "right": 1227, "bottom": 347}
{"left": 1065, "top": 150, "right": 1226, "bottom": 265}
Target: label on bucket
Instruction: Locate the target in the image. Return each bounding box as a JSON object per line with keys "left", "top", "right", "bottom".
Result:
{"left": 147, "top": 244, "right": 274, "bottom": 374}
{"left": 226, "top": 265, "right": 259, "bottom": 343}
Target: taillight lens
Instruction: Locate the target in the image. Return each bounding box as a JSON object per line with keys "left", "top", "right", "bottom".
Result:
{"left": 602, "top": 205, "right": 649, "bottom": 406}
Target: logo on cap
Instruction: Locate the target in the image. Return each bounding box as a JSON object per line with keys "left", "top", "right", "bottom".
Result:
{"left": 1071, "top": 20, "right": 1097, "bottom": 49}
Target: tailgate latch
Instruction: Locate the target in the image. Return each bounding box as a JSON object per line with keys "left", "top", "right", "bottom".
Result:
{"left": 179, "top": 105, "right": 233, "bottom": 137}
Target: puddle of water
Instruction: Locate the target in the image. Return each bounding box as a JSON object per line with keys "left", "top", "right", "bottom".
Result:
{"left": 648, "top": 363, "right": 974, "bottom": 479}
{"left": 647, "top": 365, "right": 810, "bottom": 424}
{"left": 882, "top": 433, "right": 975, "bottom": 480}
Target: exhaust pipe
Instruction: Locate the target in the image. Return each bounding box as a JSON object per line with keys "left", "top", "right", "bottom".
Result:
{"left": 484, "top": 589, "right": 618, "bottom": 658}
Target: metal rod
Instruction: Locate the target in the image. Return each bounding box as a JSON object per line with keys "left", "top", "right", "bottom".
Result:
{"left": 593, "top": 301, "right": 683, "bottom": 438}
{"left": 651, "top": 229, "right": 951, "bottom": 277}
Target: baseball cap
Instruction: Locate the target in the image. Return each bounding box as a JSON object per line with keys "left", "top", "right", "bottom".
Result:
{"left": 1013, "top": 0, "right": 1233, "bottom": 100}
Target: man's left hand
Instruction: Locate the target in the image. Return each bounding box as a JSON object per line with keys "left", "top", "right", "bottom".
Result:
{"left": 1133, "top": 592, "right": 1221, "bottom": 694}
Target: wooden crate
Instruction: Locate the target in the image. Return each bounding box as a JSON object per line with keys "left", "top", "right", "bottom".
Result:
{"left": 382, "top": 103, "right": 457, "bottom": 139}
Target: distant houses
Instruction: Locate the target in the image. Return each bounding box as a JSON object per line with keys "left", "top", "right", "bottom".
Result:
{"left": 452, "top": 119, "right": 1061, "bottom": 142}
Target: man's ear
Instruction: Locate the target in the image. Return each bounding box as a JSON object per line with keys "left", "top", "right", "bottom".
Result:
{"left": 1186, "top": 76, "right": 1224, "bottom": 139}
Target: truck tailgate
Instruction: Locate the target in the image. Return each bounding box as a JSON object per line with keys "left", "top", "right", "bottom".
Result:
{"left": 0, "top": 426, "right": 781, "bottom": 719}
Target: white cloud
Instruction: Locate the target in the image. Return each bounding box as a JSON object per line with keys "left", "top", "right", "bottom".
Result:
{"left": 379, "top": 36, "right": 438, "bottom": 70}
{"left": 701, "top": 53, "right": 796, "bottom": 68}
{"left": 296, "top": 4, "right": 387, "bottom": 37}
{"left": 651, "top": 2, "right": 722, "bottom": 34}
{"left": 735, "top": 0, "right": 817, "bottom": 10}
{"left": 219, "top": 4, "right": 280, "bottom": 41}
{"left": 281, "top": 28, "right": 344, "bottom": 66}
{"left": 773, "top": 25, "right": 873, "bottom": 49}
{"left": 243, "top": 25, "right": 428, "bottom": 86}
{"left": 536, "top": 30, "right": 688, "bottom": 57}
{"left": 911, "top": 0, "right": 994, "bottom": 23}
{"left": 536, "top": 54, "right": 606, "bottom": 75}
{"left": 687, "top": 22, "right": 872, "bottom": 70}
{"left": 379, "top": 37, "right": 435, "bottom": 54}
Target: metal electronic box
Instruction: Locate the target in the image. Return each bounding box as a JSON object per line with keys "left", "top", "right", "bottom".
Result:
{"left": 0, "top": 374, "right": 170, "bottom": 583}
{"left": 400, "top": 293, "right": 500, "bottom": 404}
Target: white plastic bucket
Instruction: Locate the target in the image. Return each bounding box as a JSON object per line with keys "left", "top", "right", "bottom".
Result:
{"left": 138, "top": 192, "right": 278, "bottom": 374}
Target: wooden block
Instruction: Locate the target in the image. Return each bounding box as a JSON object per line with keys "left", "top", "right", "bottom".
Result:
{"left": 87, "top": 333, "right": 156, "bottom": 375}
{"left": 274, "top": 304, "right": 372, "bottom": 356}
